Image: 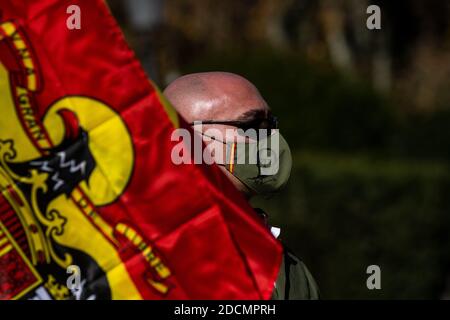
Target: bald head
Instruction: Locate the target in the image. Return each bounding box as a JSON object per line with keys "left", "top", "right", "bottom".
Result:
{"left": 164, "top": 72, "right": 270, "bottom": 198}
{"left": 163, "top": 72, "right": 268, "bottom": 123}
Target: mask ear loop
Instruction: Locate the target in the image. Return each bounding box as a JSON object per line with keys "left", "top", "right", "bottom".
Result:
{"left": 228, "top": 142, "right": 237, "bottom": 174}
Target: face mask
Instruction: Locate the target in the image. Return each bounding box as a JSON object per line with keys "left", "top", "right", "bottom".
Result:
{"left": 210, "top": 130, "right": 292, "bottom": 195}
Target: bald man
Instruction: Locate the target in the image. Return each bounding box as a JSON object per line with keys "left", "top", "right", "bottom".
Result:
{"left": 164, "top": 72, "right": 319, "bottom": 300}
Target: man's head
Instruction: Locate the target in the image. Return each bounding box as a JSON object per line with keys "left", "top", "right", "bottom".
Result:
{"left": 164, "top": 72, "right": 291, "bottom": 198}
{"left": 164, "top": 72, "right": 269, "bottom": 125}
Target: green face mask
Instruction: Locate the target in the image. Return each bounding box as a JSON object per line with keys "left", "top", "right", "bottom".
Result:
{"left": 219, "top": 130, "right": 292, "bottom": 195}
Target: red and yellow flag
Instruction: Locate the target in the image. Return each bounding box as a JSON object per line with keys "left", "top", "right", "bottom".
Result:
{"left": 0, "top": 0, "right": 281, "bottom": 299}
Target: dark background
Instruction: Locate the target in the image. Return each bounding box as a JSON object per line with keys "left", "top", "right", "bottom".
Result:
{"left": 107, "top": 0, "right": 450, "bottom": 299}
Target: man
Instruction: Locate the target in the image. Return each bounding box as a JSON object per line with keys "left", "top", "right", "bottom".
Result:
{"left": 164, "top": 71, "right": 319, "bottom": 299}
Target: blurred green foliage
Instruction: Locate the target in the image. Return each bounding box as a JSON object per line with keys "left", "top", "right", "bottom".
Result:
{"left": 253, "top": 152, "right": 450, "bottom": 299}
{"left": 183, "top": 49, "right": 450, "bottom": 298}
{"left": 183, "top": 49, "right": 450, "bottom": 160}
{"left": 183, "top": 49, "right": 397, "bottom": 153}
{"left": 398, "top": 111, "right": 450, "bottom": 160}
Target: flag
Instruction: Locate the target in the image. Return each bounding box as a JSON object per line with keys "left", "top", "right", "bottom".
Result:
{"left": 0, "top": 0, "right": 282, "bottom": 299}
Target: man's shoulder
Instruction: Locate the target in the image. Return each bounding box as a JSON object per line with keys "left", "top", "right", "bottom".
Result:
{"left": 272, "top": 247, "right": 320, "bottom": 300}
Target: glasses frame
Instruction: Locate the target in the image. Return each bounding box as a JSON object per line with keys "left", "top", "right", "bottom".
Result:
{"left": 189, "top": 115, "right": 278, "bottom": 131}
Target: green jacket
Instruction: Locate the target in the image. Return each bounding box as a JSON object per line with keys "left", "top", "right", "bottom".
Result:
{"left": 252, "top": 208, "right": 319, "bottom": 300}
{"left": 271, "top": 248, "right": 320, "bottom": 300}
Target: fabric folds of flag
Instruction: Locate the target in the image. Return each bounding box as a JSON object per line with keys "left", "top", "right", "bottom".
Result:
{"left": 0, "top": 0, "right": 282, "bottom": 300}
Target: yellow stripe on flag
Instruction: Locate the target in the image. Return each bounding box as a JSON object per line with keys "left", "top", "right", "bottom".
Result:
{"left": 0, "top": 244, "right": 12, "bottom": 257}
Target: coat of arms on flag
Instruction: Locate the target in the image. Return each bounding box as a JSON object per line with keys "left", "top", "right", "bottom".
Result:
{"left": 0, "top": 0, "right": 281, "bottom": 300}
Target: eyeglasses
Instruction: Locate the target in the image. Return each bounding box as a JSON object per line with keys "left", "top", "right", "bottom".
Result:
{"left": 190, "top": 114, "right": 278, "bottom": 131}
